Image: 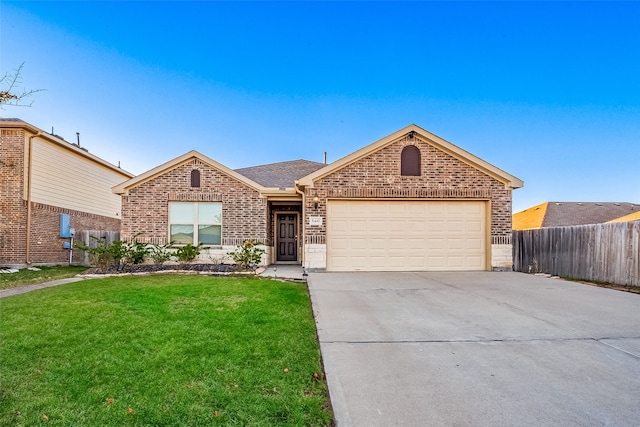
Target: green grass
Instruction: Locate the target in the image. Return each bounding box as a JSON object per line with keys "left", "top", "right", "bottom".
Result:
{"left": 0, "top": 266, "right": 87, "bottom": 290}
{"left": 0, "top": 275, "right": 333, "bottom": 426}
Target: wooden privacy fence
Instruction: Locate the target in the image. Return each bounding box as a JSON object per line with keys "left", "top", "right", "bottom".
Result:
{"left": 77, "top": 230, "right": 120, "bottom": 266}
{"left": 513, "top": 222, "right": 640, "bottom": 287}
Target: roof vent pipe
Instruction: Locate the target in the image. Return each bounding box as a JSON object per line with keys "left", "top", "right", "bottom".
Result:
{"left": 323, "top": 151, "right": 327, "bottom": 164}
{"left": 76, "top": 132, "right": 80, "bottom": 146}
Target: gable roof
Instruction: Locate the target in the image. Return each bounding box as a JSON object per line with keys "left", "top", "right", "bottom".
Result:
{"left": 235, "top": 159, "right": 325, "bottom": 188}
{"left": 297, "top": 124, "right": 523, "bottom": 189}
{"left": 112, "top": 150, "right": 267, "bottom": 195}
{"left": 513, "top": 201, "right": 640, "bottom": 229}
{"left": 512, "top": 202, "right": 549, "bottom": 230}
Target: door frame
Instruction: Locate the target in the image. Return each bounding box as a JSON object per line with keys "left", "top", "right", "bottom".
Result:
{"left": 274, "top": 211, "right": 300, "bottom": 263}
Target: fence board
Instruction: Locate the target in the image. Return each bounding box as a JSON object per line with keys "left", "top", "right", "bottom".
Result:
{"left": 77, "top": 230, "right": 120, "bottom": 266}
{"left": 513, "top": 222, "right": 639, "bottom": 287}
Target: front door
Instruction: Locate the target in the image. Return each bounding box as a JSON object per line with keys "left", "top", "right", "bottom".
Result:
{"left": 277, "top": 214, "right": 298, "bottom": 261}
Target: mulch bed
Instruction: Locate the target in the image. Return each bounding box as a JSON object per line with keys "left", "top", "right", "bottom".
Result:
{"left": 82, "top": 264, "right": 245, "bottom": 275}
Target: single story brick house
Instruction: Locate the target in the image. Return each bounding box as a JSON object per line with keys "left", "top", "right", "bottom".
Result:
{"left": 113, "top": 124, "right": 523, "bottom": 271}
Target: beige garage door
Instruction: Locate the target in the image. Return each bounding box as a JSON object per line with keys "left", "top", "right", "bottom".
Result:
{"left": 327, "top": 200, "right": 486, "bottom": 271}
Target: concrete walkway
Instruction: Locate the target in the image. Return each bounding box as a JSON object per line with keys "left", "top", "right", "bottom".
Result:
{"left": 259, "top": 264, "right": 306, "bottom": 280}
{"left": 0, "top": 277, "right": 87, "bottom": 298}
{"left": 308, "top": 271, "right": 640, "bottom": 426}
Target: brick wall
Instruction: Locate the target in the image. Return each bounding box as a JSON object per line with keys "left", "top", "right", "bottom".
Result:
{"left": 28, "top": 202, "right": 121, "bottom": 265}
{"left": 0, "top": 128, "right": 27, "bottom": 264}
{"left": 121, "top": 159, "right": 267, "bottom": 245}
{"left": 304, "top": 134, "right": 513, "bottom": 244}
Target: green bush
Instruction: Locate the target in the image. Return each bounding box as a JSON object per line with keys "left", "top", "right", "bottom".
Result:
{"left": 75, "top": 236, "right": 119, "bottom": 269}
{"left": 174, "top": 242, "right": 208, "bottom": 263}
{"left": 228, "top": 240, "right": 266, "bottom": 270}
{"left": 148, "top": 243, "right": 173, "bottom": 264}
{"left": 75, "top": 234, "right": 149, "bottom": 269}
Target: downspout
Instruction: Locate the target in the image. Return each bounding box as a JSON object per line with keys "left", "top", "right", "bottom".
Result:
{"left": 25, "top": 132, "right": 41, "bottom": 265}
{"left": 294, "top": 181, "right": 306, "bottom": 268}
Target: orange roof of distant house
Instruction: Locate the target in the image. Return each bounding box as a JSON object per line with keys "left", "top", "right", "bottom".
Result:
{"left": 513, "top": 202, "right": 549, "bottom": 230}
{"left": 513, "top": 202, "right": 640, "bottom": 230}
{"left": 607, "top": 211, "right": 640, "bottom": 223}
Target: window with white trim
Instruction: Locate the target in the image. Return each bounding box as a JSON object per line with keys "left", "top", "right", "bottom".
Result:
{"left": 169, "top": 202, "right": 222, "bottom": 245}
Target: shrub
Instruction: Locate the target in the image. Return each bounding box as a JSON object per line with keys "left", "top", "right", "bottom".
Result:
{"left": 75, "top": 236, "right": 117, "bottom": 269}
{"left": 148, "top": 243, "right": 173, "bottom": 265}
{"left": 75, "top": 234, "right": 149, "bottom": 269}
{"left": 228, "top": 240, "right": 266, "bottom": 270}
{"left": 174, "top": 243, "right": 208, "bottom": 263}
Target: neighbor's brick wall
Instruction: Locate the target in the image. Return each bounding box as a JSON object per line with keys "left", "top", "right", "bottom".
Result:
{"left": 304, "top": 134, "right": 513, "bottom": 243}
{"left": 121, "top": 159, "right": 267, "bottom": 244}
{"left": 28, "top": 202, "right": 121, "bottom": 265}
{"left": 0, "top": 128, "right": 27, "bottom": 264}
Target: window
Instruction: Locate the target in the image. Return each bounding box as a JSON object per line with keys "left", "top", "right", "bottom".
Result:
{"left": 191, "top": 169, "right": 201, "bottom": 187}
{"left": 169, "top": 202, "right": 221, "bottom": 245}
{"left": 401, "top": 145, "right": 421, "bottom": 176}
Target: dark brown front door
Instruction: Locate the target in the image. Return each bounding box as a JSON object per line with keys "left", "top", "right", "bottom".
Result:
{"left": 277, "top": 214, "right": 297, "bottom": 261}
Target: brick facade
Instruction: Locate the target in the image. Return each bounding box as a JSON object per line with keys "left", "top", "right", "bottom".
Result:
{"left": 302, "top": 134, "right": 514, "bottom": 270}
{"left": 120, "top": 159, "right": 268, "bottom": 245}
{"left": 304, "top": 134, "right": 512, "bottom": 243}
{"left": 27, "top": 202, "right": 121, "bottom": 265}
{"left": 0, "top": 128, "right": 28, "bottom": 265}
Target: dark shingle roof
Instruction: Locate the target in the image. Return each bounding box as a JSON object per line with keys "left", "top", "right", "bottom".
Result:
{"left": 541, "top": 202, "right": 640, "bottom": 227}
{"left": 235, "top": 159, "right": 326, "bottom": 188}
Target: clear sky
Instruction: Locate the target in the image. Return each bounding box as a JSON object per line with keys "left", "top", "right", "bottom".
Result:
{"left": 1, "top": 1, "right": 639, "bottom": 212}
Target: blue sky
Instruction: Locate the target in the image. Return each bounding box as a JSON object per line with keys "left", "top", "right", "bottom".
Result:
{"left": 1, "top": 1, "right": 639, "bottom": 212}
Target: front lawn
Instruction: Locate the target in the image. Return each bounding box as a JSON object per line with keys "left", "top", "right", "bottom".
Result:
{"left": 0, "top": 275, "right": 333, "bottom": 426}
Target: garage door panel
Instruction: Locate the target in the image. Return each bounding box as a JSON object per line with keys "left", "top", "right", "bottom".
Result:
{"left": 466, "top": 238, "right": 483, "bottom": 250}
{"left": 368, "top": 220, "right": 387, "bottom": 233}
{"left": 369, "top": 238, "right": 386, "bottom": 250}
{"left": 329, "top": 238, "right": 348, "bottom": 250}
{"left": 350, "top": 238, "right": 368, "bottom": 250}
{"left": 327, "top": 200, "right": 486, "bottom": 271}
{"left": 408, "top": 220, "right": 426, "bottom": 232}
{"left": 329, "top": 219, "right": 349, "bottom": 233}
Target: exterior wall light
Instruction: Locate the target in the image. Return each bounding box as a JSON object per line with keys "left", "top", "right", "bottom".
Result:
{"left": 313, "top": 196, "right": 319, "bottom": 209}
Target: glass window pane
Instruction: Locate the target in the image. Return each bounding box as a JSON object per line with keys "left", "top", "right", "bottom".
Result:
{"left": 170, "top": 203, "right": 194, "bottom": 224}
{"left": 198, "top": 225, "right": 221, "bottom": 245}
{"left": 198, "top": 203, "right": 222, "bottom": 225}
{"left": 171, "top": 225, "right": 194, "bottom": 244}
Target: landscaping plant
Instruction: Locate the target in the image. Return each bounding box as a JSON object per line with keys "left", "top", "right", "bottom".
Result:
{"left": 228, "top": 240, "right": 266, "bottom": 270}
{"left": 174, "top": 242, "right": 207, "bottom": 263}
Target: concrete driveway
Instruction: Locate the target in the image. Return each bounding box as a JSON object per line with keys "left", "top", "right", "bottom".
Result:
{"left": 307, "top": 272, "right": 640, "bottom": 426}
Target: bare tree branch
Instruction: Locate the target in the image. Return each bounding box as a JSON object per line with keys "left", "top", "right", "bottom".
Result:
{"left": 0, "top": 63, "right": 45, "bottom": 108}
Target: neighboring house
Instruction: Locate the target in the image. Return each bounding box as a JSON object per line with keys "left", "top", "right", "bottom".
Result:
{"left": 513, "top": 201, "right": 640, "bottom": 230}
{"left": 607, "top": 211, "right": 640, "bottom": 223}
{"left": 113, "top": 124, "right": 523, "bottom": 272}
{"left": 0, "top": 119, "right": 134, "bottom": 268}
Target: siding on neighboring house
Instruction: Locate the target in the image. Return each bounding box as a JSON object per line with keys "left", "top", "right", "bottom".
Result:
{"left": 30, "top": 138, "right": 124, "bottom": 218}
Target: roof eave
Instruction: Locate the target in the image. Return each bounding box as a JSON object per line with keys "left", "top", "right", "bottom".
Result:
{"left": 2, "top": 120, "right": 134, "bottom": 178}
